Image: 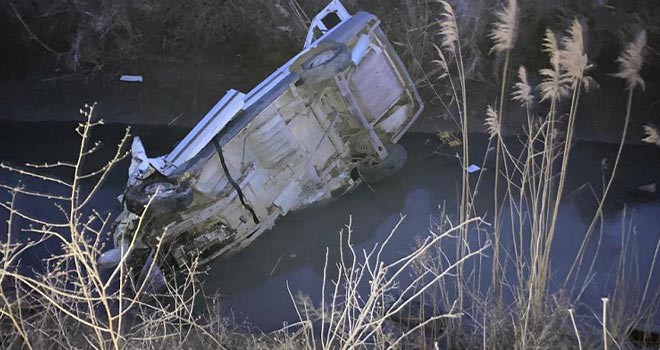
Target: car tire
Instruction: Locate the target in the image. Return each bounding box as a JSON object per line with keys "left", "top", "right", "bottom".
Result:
{"left": 357, "top": 143, "right": 407, "bottom": 184}
{"left": 124, "top": 176, "right": 193, "bottom": 216}
{"left": 292, "top": 42, "right": 352, "bottom": 85}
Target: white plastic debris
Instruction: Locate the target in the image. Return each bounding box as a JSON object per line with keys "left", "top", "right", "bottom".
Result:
{"left": 276, "top": 25, "right": 292, "bottom": 33}
{"left": 467, "top": 164, "right": 481, "bottom": 173}
{"left": 120, "top": 75, "right": 143, "bottom": 82}
{"left": 638, "top": 183, "right": 656, "bottom": 194}
{"left": 97, "top": 241, "right": 129, "bottom": 269}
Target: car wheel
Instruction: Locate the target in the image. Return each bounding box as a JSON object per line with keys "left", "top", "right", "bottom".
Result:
{"left": 124, "top": 176, "right": 193, "bottom": 216}
{"left": 357, "top": 143, "right": 407, "bottom": 184}
{"left": 292, "top": 42, "right": 351, "bottom": 85}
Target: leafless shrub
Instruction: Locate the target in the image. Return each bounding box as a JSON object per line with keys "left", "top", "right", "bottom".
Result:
{"left": 292, "top": 216, "right": 489, "bottom": 349}
{"left": 0, "top": 104, "right": 230, "bottom": 349}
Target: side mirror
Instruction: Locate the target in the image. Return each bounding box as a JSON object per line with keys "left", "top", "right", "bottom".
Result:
{"left": 128, "top": 136, "right": 153, "bottom": 184}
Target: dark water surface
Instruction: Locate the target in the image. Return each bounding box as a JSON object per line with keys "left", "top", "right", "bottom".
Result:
{"left": 0, "top": 122, "right": 658, "bottom": 332}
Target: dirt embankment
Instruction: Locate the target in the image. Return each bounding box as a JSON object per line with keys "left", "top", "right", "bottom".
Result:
{"left": 1, "top": 0, "right": 659, "bottom": 143}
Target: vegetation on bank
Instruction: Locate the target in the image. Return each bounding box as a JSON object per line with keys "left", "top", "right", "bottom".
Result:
{"left": 0, "top": 0, "right": 659, "bottom": 349}
{"left": 3, "top": 0, "right": 656, "bottom": 80}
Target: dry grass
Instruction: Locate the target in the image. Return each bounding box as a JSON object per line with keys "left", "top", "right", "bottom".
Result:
{"left": 409, "top": 3, "right": 658, "bottom": 349}
{"left": 488, "top": 0, "right": 518, "bottom": 300}
{"left": 292, "top": 216, "right": 489, "bottom": 349}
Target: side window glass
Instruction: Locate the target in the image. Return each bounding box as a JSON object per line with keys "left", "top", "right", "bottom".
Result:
{"left": 321, "top": 12, "right": 341, "bottom": 30}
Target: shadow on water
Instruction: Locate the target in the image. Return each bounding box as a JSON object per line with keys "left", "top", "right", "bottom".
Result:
{"left": 0, "top": 122, "right": 658, "bottom": 332}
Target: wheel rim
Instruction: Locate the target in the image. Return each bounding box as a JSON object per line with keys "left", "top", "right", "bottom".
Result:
{"left": 308, "top": 50, "right": 336, "bottom": 68}
{"left": 144, "top": 182, "right": 177, "bottom": 196}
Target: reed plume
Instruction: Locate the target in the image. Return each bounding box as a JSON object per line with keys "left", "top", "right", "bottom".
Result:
{"left": 488, "top": 0, "right": 518, "bottom": 53}
{"left": 641, "top": 125, "right": 660, "bottom": 146}
{"left": 538, "top": 30, "right": 570, "bottom": 101}
{"left": 512, "top": 66, "right": 533, "bottom": 108}
{"left": 484, "top": 105, "right": 500, "bottom": 139}
{"left": 614, "top": 30, "right": 647, "bottom": 91}
{"left": 432, "top": 44, "right": 450, "bottom": 80}
{"left": 559, "top": 20, "right": 592, "bottom": 84}
{"left": 437, "top": 1, "right": 458, "bottom": 54}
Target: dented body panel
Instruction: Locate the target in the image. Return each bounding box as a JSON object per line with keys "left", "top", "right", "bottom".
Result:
{"left": 112, "top": 1, "right": 423, "bottom": 266}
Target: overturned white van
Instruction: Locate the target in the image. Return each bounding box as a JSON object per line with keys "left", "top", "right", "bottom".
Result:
{"left": 109, "top": 0, "right": 423, "bottom": 267}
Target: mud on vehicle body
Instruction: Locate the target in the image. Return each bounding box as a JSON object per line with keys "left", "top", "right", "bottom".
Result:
{"left": 105, "top": 0, "right": 423, "bottom": 268}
